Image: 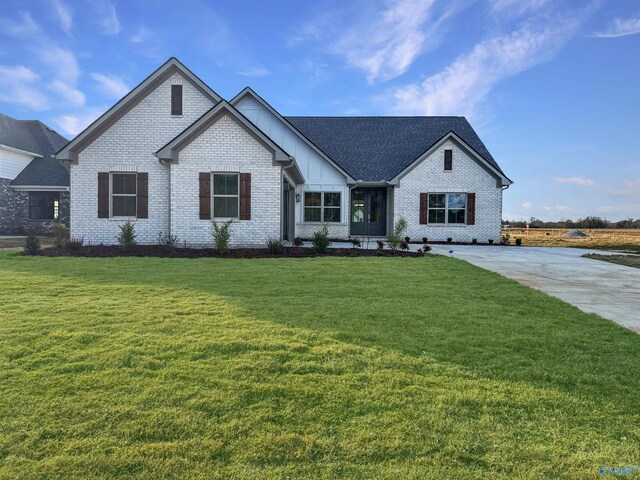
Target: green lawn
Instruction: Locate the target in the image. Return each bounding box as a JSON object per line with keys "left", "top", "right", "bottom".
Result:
{"left": 0, "top": 251, "right": 638, "bottom": 479}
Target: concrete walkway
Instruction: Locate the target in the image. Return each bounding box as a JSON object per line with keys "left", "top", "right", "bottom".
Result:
{"left": 429, "top": 245, "right": 640, "bottom": 332}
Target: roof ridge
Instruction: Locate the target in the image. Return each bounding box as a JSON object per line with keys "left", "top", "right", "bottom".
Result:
{"left": 284, "top": 115, "right": 467, "bottom": 119}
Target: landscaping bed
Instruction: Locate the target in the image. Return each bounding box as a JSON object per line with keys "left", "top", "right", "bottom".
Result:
{"left": 38, "top": 245, "right": 424, "bottom": 258}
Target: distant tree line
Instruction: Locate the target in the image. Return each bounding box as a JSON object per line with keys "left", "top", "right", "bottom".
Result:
{"left": 502, "top": 216, "right": 640, "bottom": 229}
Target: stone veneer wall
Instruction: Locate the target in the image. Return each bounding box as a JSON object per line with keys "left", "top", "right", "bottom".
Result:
{"left": 0, "top": 177, "right": 70, "bottom": 234}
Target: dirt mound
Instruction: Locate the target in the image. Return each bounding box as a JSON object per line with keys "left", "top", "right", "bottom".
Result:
{"left": 565, "top": 230, "right": 590, "bottom": 238}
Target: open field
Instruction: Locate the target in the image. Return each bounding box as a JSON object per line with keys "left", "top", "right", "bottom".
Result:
{"left": 584, "top": 253, "right": 640, "bottom": 269}
{"left": 0, "top": 251, "right": 638, "bottom": 479}
{"left": 503, "top": 228, "right": 640, "bottom": 253}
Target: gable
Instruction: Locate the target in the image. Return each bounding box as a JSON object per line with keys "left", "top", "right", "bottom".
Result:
{"left": 57, "top": 58, "right": 221, "bottom": 163}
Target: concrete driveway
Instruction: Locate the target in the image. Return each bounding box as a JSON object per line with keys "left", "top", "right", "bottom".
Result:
{"left": 430, "top": 245, "right": 640, "bottom": 333}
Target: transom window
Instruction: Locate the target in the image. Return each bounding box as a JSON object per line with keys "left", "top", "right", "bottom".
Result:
{"left": 428, "top": 193, "right": 466, "bottom": 224}
{"left": 29, "top": 192, "right": 59, "bottom": 220}
{"left": 304, "top": 192, "right": 341, "bottom": 222}
{"left": 112, "top": 173, "right": 137, "bottom": 217}
{"left": 213, "top": 173, "right": 239, "bottom": 218}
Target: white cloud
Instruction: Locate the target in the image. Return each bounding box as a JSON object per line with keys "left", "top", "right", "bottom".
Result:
{"left": 489, "top": 0, "right": 550, "bottom": 17}
{"left": 36, "top": 45, "right": 80, "bottom": 84}
{"left": 334, "top": 0, "right": 465, "bottom": 83}
{"left": 594, "top": 16, "right": 640, "bottom": 38}
{"left": 0, "top": 11, "right": 39, "bottom": 37}
{"left": 48, "top": 80, "right": 85, "bottom": 106}
{"left": 237, "top": 67, "right": 270, "bottom": 78}
{"left": 521, "top": 201, "right": 533, "bottom": 210}
{"left": 543, "top": 205, "right": 571, "bottom": 212}
{"left": 130, "top": 25, "right": 152, "bottom": 43}
{"left": 91, "top": 0, "right": 121, "bottom": 35}
{"left": 392, "top": 15, "right": 584, "bottom": 116}
{"left": 55, "top": 109, "right": 103, "bottom": 136}
{"left": 90, "top": 73, "right": 130, "bottom": 99}
{"left": 555, "top": 176, "right": 594, "bottom": 186}
{"left": 0, "top": 65, "right": 49, "bottom": 110}
{"left": 51, "top": 0, "right": 73, "bottom": 34}
{"left": 291, "top": 0, "right": 466, "bottom": 83}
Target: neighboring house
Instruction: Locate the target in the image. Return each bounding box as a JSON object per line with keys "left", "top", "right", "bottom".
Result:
{"left": 57, "top": 58, "right": 512, "bottom": 246}
{"left": 0, "top": 114, "right": 69, "bottom": 234}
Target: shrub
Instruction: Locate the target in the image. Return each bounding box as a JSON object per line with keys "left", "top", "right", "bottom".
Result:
{"left": 515, "top": 237, "right": 522, "bottom": 246}
{"left": 422, "top": 237, "right": 428, "bottom": 244}
{"left": 404, "top": 236, "right": 410, "bottom": 243}
{"left": 293, "top": 237, "right": 304, "bottom": 247}
{"left": 67, "top": 236, "right": 84, "bottom": 251}
{"left": 117, "top": 220, "right": 137, "bottom": 251}
{"left": 158, "top": 232, "right": 179, "bottom": 249}
{"left": 501, "top": 234, "right": 510, "bottom": 245}
{"left": 52, "top": 222, "right": 69, "bottom": 249}
{"left": 23, "top": 229, "right": 40, "bottom": 255}
{"left": 376, "top": 240, "right": 385, "bottom": 250}
{"left": 400, "top": 240, "right": 410, "bottom": 251}
{"left": 387, "top": 217, "right": 408, "bottom": 251}
{"left": 211, "top": 219, "right": 233, "bottom": 254}
{"left": 311, "top": 225, "right": 331, "bottom": 254}
{"left": 422, "top": 244, "right": 432, "bottom": 253}
{"left": 447, "top": 237, "right": 452, "bottom": 243}
{"left": 351, "top": 238, "right": 362, "bottom": 248}
{"left": 266, "top": 236, "right": 283, "bottom": 254}
{"left": 472, "top": 238, "right": 477, "bottom": 244}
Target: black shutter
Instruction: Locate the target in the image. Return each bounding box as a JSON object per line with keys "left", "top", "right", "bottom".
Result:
{"left": 171, "top": 84, "right": 182, "bottom": 116}
{"left": 137, "top": 173, "right": 148, "bottom": 219}
{"left": 98, "top": 172, "right": 109, "bottom": 218}
{"left": 239, "top": 173, "right": 251, "bottom": 220}
{"left": 419, "top": 193, "right": 428, "bottom": 224}
{"left": 444, "top": 150, "right": 452, "bottom": 170}
{"left": 199, "top": 173, "right": 211, "bottom": 220}
{"left": 467, "top": 193, "right": 475, "bottom": 225}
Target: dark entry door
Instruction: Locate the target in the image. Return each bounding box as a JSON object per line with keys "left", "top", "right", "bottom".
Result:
{"left": 350, "top": 188, "right": 386, "bottom": 236}
{"left": 282, "top": 179, "right": 294, "bottom": 241}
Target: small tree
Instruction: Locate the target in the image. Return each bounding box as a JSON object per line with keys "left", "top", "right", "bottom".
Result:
{"left": 117, "top": 220, "right": 137, "bottom": 251}
{"left": 24, "top": 228, "right": 41, "bottom": 255}
{"left": 212, "top": 219, "right": 233, "bottom": 254}
{"left": 311, "top": 225, "right": 331, "bottom": 253}
{"left": 52, "top": 222, "right": 69, "bottom": 249}
{"left": 387, "top": 217, "right": 408, "bottom": 252}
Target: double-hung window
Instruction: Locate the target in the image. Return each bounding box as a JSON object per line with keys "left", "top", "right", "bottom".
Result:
{"left": 428, "top": 193, "right": 466, "bottom": 224}
{"left": 304, "top": 192, "right": 341, "bottom": 222}
{"left": 213, "top": 173, "right": 239, "bottom": 219}
{"left": 111, "top": 173, "right": 137, "bottom": 217}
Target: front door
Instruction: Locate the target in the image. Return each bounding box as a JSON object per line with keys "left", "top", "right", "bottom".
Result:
{"left": 282, "top": 179, "right": 294, "bottom": 241}
{"left": 350, "top": 188, "right": 386, "bottom": 236}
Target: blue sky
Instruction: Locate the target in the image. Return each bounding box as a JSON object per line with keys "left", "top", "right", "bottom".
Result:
{"left": 1, "top": 0, "right": 638, "bottom": 221}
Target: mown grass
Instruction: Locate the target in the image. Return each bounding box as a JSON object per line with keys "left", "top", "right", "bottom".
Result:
{"left": 0, "top": 251, "right": 638, "bottom": 479}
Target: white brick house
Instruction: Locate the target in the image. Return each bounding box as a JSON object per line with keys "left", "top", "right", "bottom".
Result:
{"left": 57, "top": 58, "right": 512, "bottom": 246}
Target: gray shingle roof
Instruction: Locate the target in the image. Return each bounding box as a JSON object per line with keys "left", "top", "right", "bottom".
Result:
{"left": 284, "top": 116, "right": 504, "bottom": 181}
{"left": 0, "top": 113, "right": 69, "bottom": 186}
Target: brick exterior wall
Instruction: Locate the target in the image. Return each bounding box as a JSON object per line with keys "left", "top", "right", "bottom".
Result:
{"left": 0, "top": 177, "right": 70, "bottom": 234}
{"left": 394, "top": 140, "right": 503, "bottom": 243}
{"left": 70, "top": 73, "right": 214, "bottom": 245}
{"left": 171, "top": 114, "right": 282, "bottom": 247}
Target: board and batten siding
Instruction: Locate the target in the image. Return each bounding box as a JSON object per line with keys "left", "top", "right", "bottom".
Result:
{"left": 70, "top": 72, "right": 215, "bottom": 245}
{"left": 170, "top": 114, "right": 281, "bottom": 247}
{"left": 235, "top": 95, "right": 350, "bottom": 239}
{"left": 394, "top": 139, "right": 503, "bottom": 243}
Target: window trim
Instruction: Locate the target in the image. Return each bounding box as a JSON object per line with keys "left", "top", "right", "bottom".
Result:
{"left": 303, "top": 191, "right": 342, "bottom": 223}
{"left": 211, "top": 172, "right": 240, "bottom": 220}
{"left": 28, "top": 192, "right": 60, "bottom": 220}
{"left": 110, "top": 172, "right": 137, "bottom": 218}
{"left": 427, "top": 192, "right": 467, "bottom": 225}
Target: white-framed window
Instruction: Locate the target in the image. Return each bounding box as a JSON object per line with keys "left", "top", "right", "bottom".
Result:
{"left": 212, "top": 173, "right": 239, "bottom": 219}
{"left": 111, "top": 173, "right": 137, "bottom": 217}
{"left": 29, "top": 192, "right": 60, "bottom": 220}
{"left": 428, "top": 193, "right": 466, "bottom": 224}
{"left": 304, "top": 192, "right": 341, "bottom": 222}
